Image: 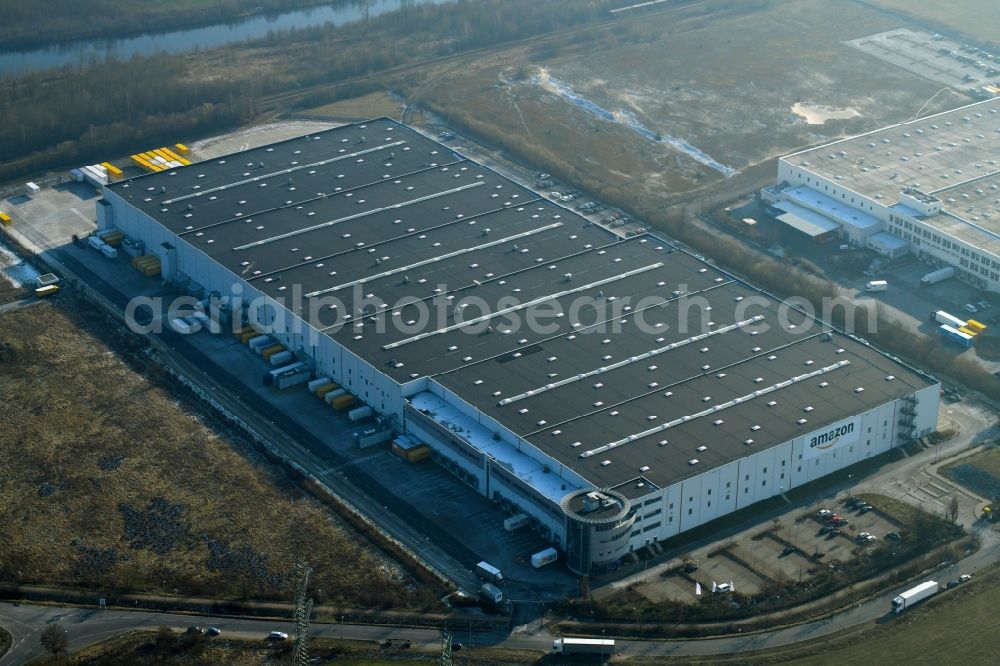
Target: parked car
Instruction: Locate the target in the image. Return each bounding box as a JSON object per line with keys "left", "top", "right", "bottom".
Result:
{"left": 885, "top": 532, "right": 901, "bottom": 541}
{"left": 959, "top": 574, "right": 972, "bottom": 582}
{"left": 832, "top": 518, "right": 849, "bottom": 526}
{"left": 947, "top": 580, "right": 959, "bottom": 589}
{"left": 826, "top": 529, "right": 841, "bottom": 539}
{"left": 268, "top": 631, "right": 289, "bottom": 641}
{"left": 684, "top": 562, "right": 699, "bottom": 573}
{"left": 782, "top": 546, "right": 796, "bottom": 556}
{"left": 206, "top": 627, "right": 221, "bottom": 637}
{"left": 819, "top": 525, "right": 835, "bottom": 535}
{"left": 818, "top": 508, "right": 832, "bottom": 517}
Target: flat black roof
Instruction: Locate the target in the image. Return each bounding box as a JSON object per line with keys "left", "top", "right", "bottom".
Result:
{"left": 110, "top": 119, "right": 935, "bottom": 490}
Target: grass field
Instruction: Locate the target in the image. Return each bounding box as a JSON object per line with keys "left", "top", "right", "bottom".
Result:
{"left": 869, "top": 0, "right": 1000, "bottom": 47}
{"left": 0, "top": 626, "right": 10, "bottom": 662}
{"left": 767, "top": 565, "right": 1000, "bottom": 665}
{"left": 304, "top": 91, "right": 404, "bottom": 121}
{"left": 33, "top": 633, "right": 541, "bottom": 665}
{"left": 0, "top": 299, "right": 426, "bottom": 608}
{"left": 415, "top": 0, "right": 965, "bottom": 207}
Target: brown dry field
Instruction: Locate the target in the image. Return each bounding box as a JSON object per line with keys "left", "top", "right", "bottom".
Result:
{"left": 305, "top": 91, "right": 404, "bottom": 121}
{"left": 0, "top": 300, "right": 421, "bottom": 607}
{"left": 412, "top": 0, "right": 968, "bottom": 206}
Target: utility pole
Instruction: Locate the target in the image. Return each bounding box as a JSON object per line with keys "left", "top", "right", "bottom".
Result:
{"left": 293, "top": 562, "right": 314, "bottom": 666}
{"left": 440, "top": 630, "right": 453, "bottom": 666}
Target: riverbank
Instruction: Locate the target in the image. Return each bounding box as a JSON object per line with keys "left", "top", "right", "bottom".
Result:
{"left": 0, "top": 0, "right": 617, "bottom": 184}
{"left": 0, "top": 0, "right": 339, "bottom": 52}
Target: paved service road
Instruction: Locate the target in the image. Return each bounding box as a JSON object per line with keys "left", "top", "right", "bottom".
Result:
{"left": 4, "top": 523, "right": 998, "bottom": 665}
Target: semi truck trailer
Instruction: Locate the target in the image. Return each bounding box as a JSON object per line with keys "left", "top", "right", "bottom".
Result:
{"left": 475, "top": 561, "right": 503, "bottom": 585}
{"left": 921, "top": 266, "right": 955, "bottom": 286}
{"left": 933, "top": 310, "right": 968, "bottom": 329}
{"left": 892, "top": 580, "right": 938, "bottom": 613}
{"left": 552, "top": 638, "right": 616, "bottom": 654}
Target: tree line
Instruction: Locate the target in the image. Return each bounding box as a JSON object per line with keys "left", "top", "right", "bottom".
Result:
{"left": 0, "top": 0, "right": 631, "bottom": 183}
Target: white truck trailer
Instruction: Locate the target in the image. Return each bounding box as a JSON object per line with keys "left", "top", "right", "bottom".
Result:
{"left": 933, "top": 311, "right": 968, "bottom": 329}
{"left": 921, "top": 266, "right": 955, "bottom": 286}
{"left": 475, "top": 561, "right": 503, "bottom": 585}
{"left": 865, "top": 280, "right": 887, "bottom": 292}
{"left": 503, "top": 513, "right": 530, "bottom": 532}
{"left": 480, "top": 582, "right": 503, "bottom": 604}
{"left": 552, "top": 638, "right": 616, "bottom": 654}
{"left": 892, "top": 580, "right": 938, "bottom": 613}
{"left": 531, "top": 547, "right": 558, "bottom": 569}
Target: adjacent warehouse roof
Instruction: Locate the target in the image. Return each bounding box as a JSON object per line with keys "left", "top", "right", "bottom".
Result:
{"left": 109, "top": 119, "right": 934, "bottom": 491}
{"left": 782, "top": 97, "right": 1000, "bottom": 253}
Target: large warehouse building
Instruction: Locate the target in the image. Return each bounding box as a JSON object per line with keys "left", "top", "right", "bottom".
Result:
{"left": 97, "top": 120, "right": 939, "bottom": 574}
{"left": 762, "top": 98, "right": 1000, "bottom": 291}
{"left": 764, "top": 97, "right": 1000, "bottom": 290}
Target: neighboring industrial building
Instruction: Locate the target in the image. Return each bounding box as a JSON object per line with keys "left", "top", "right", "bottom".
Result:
{"left": 98, "top": 119, "right": 939, "bottom": 575}
{"left": 764, "top": 97, "right": 1000, "bottom": 290}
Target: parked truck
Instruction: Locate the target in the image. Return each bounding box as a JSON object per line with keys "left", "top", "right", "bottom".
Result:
{"left": 933, "top": 310, "right": 968, "bottom": 329}
{"left": 892, "top": 580, "right": 938, "bottom": 613}
{"left": 921, "top": 266, "right": 955, "bottom": 286}
{"left": 552, "top": 638, "right": 616, "bottom": 654}
{"left": 475, "top": 561, "right": 503, "bottom": 585}
{"left": 503, "top": 513, "right": 530, "bottom": 532}
{"left": 939, "top": 324, "right": 974, "bottom": 348}
{"left": 531, "top": 547, "right": 558, "bottom": 569}
{"left": 480, "top": 582, "right": 503, "bottom": 604}
{"left": 864, "top": 280, "right": 888, "bottom": 292}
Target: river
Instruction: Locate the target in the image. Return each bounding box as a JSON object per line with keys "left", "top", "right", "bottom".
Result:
{"left": 0, "top": 0, "right": 452, "bottom": 76}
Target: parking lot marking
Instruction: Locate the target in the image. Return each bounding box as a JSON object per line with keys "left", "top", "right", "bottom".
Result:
{"left": 325, "top": 451, "right": 388, "bottom": 475}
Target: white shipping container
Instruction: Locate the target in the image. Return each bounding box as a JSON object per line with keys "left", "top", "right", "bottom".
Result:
{"left": 25, "top": 182, "right": 41, "bottom": 195}
{"left": 70, "top": 168, "right": 85, "bottom": 182}
{"left": 503, "top": 513, "right": 530, "bottom": 532}
{"left": 307, "top": 377, "right": 331, "bottom": 392}
{"left": 531, "top": 547, "right": 558, "bottom": 569}
{"left": 325, "top": 388, "right": 348, "bottom": 403}
{"left": 269, "top": 350, "right": 294, "bottom": 366}
{"left": 248, "top": 335, "right": 273, "bottom": 352}
{"left": 349, "top": 405, "right": 374, "bottom": 421}
{"left": 100, "top": 244, "right": 118, "bottom": 259}
{"left": 934, "top": 311, "right": 967, "bottom": 329}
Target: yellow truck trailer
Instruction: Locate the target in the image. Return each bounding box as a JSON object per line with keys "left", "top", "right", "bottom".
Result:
{"left": 331, "top": 394, "right": 358, "bottom": 411}
{"left": 314, "top": 382, "right": 338, "bottom": 398}
{"left": 101, "top": 161, "right": 124, "bottom": 177}
{"left": 261, "top": 344, "right": 287, "bottom": 361}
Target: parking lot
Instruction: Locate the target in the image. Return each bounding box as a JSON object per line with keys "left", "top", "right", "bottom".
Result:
{"left": 846, "top": 29, "right": 998, "bottom": 96}
{"left": 621, "top": 491, "right": 915, "bottom": 604}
